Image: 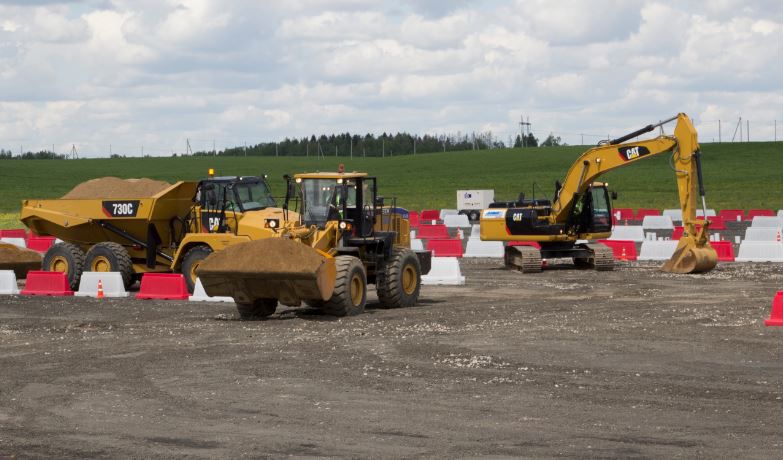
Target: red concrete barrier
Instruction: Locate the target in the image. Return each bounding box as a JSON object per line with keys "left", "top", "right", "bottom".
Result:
{"left": 26, "top": 236, "right": 56, "bottom": 253}
{"left": 508, "top": 241, "right": 541, "bottom": 249}
{"left": 613, "top": 208, "right": 634, "bottom": 221}
{"left": 764, "top": 291, "right": 783, "bottom": 326}
{"left": 672, "top": 226, "right": 684, "bottom": 239}
{"left": 710, "top": 241, "right": 735, "bottom": 262}
{"left": 20, "top": 271, "right": 74, "bottom": 296}
{"left": 0, "top": 229, "right": 27, "bottom": 238}
{"left": 705, "top": 216, "right": 726, "bottom": 230}
{"left": 746, "top": 209, "right": 775, "bottom": 220}
{"left": 136, "top": 273, "right": 189, "bottom": 300}
{"left": 718, "top": 209, "right": 744, "bottom": 222}
{"left": 634, "top": 208, "right": 661, "bottom": 220}
{"left": 597, "top": 239, "right": 637, "bottom": 261}
{"left": 408, "top": 211, "right": 420, "bottom": 229}
{"left": 426, "top": 238, "right": 463, "bottom": 258}
{"left": 417, "top": 224, "right": 450, "bottom": 239}
{"left": 420, "top": 209, "right": 440, "bottom": 221}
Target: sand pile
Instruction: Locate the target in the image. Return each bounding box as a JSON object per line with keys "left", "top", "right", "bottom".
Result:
{"left": 62, "top": 177, "right": 171, "bottom": 199}
{"left": 198, "top": 238, "right": 327, "bottom": 277}
{"left": 0, "top": 242, "right": 42, "bottom": 278}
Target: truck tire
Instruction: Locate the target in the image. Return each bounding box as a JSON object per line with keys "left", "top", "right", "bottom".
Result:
{"left": 322, "top": 256, "right": 366, "bottom": 317}
{"left": 376, "top": 247, "right": 421, "bottom": 309}
{"left": 42, "top": 242, "right": 86, "bottom": 291}
{"left": 468, "top": 210, "right": 480, "bottom": 222}
{"left": 181, "top": 245, "right": 213, "bottom": 294}
{"left": 236, "top": 299, "right": 277, "bottom": 320}
{"left": 84, "top": 242, "right": 134, "bottom": 289}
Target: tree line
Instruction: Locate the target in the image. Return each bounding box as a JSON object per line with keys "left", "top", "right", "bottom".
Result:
{"left": 0, "top": 149, "right": 66, "bottom": 160}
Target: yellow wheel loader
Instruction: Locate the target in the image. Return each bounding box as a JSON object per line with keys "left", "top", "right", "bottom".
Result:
{"left": 21, "top": 172, "right": 292, "bottom": 292}
{"left": 480, "top": 113, "right": 718, "bottom": 274}
{"left": 196, "top": 167, "right": 432, "bottom": 318}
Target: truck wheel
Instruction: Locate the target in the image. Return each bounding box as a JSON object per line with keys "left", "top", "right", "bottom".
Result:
{"left": 42, "top": 242, "right": 86, "bottom": 291}
{"left": 85, "top": 242, "right": 134, "bottom": 289}
{"left": 377, "top": 247, "right": 421, "bottom": 309}
{"left": 322, "top": 256, "right": 366, "bottom": 317}
{"left": 236, "top": 299, "right": 277, "bottom": 320}
{"left": 468, "top": 210, "right": 480, "bottom": 222}
{"left": 181, "top": 245, "right": 213, "bottom": 294}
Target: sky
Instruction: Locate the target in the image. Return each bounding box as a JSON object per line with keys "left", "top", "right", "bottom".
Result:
{"left": 1, "top": 0, "right": 782, "bottom": 157}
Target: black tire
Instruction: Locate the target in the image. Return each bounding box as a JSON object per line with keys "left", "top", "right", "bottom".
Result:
{"left": 468, "top": 210, "right": 481, "bottom": 222}
{"left": 84, "top": 242, "right": 134, "bottom": 289}
{"left": 322, "top": 256, "right": 367, "bottom": 317}
{"left": 42, "top": 242, "right": 86, "bottom": 291}
{"left": 236, "top": 299, "right": 277, "bottom": 320}
{"left": 377, "top": 247, "right": 421, "bottom": 309}
{"left": 181, "top": 245, "right": 213, "bottom": 294}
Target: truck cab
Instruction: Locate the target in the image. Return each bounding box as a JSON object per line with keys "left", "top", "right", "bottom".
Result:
{"left": 196, "top": 175, "right": 277, "bottom": 234}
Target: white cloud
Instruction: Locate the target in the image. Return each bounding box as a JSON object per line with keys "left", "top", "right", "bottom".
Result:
{"left": 0, "top": 0, "right": 781, "bottom": 155}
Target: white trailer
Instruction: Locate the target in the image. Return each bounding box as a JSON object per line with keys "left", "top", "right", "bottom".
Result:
{"left": 457, "top": 190, "right": 494, "bottom": 222}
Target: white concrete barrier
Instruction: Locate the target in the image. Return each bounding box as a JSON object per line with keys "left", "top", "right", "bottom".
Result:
{"left": 463, "top": 239, "right": 504, "bottom": 258}
{"left": 421, "top": 257, "right": 465, "bottom": 285}
{"left": 608, "top": 226, "right": 645, "bottom": 242}
{"left": 735, "top": 242, "right": 783, "bottom": 262}
{"left": 439, "top": 209, "right": 459, "bottom": 220}
{"left": 75, "top": 271, "right": 129, "bottom": 298}
{"left": 0, "top": 270, "right": 19, "bottom": 295}
{"left": 642, "top": 215, "right": 675, "bottom": 230}
{"left": 468, "top": 224, "right": 481, "bottom": 239}
{"left": 750, "top": 216, "right": 783, "bottom": 228}
{"left": 410, "top": 238, "right": 424, "bottom": 250}
{"left": 189, "top": 278, "right": 234, "bottom": 302}
{"left": 443, "top": 214, "right": 471, "bottom": 228}
{"left": 638, "top": 240, "right": 678, "bottom": 260}
{"left": 744, "top": 228, "right": 782, "bottom": 242}
{"left": 696, "top": 209, "right": 717, "bottom": 217}
{"left": 778, "top": 210, "right": 783, "bottom": 219}
{"left": 410, "top": 230, "right": 416, "bottom": 240}
{"left": 0, "top": 237, "right": 27, "bottom": 249}
{"left": 662, "top": 209, "right": 682, "bottom": 222}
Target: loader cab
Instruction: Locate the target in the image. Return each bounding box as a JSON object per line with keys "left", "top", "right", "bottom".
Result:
{"left": 566, "top": 183, "right": 613, "bottom": 235}
{"left": 197, "top": 175, "right": 276, "bottom": 233}
{"left": 292, "top": 171, "right": 377, "bottom": 237}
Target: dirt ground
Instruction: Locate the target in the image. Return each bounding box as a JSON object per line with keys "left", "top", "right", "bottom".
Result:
{"left": 1, "top": 260, "right": 782, "bottom": 458}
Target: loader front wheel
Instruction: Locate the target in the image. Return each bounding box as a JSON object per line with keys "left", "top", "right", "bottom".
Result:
{"left": 322, "top": 256, "right": 366, "bottom": 317}
{"left": 377, "top": 247, "right": 421, "bottom": 309}
{"left": 181, "top": 245, "right": 213, "bottom": 294}
{"left": 43, "top": 242, "right": 86, "bottom": 291}
{"left": 85, "top": 242, "right": 134, "bottom": 289}
{"left": 236, "top": 298, "right": 277, "bottom": 320}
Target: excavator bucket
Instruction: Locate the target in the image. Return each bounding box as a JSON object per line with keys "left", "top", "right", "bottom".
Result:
{"left": 660, "top": 235, "right": 718, "bottom": 274}
{"left": 196, "top": 238, "right": 337, "bottom": 306}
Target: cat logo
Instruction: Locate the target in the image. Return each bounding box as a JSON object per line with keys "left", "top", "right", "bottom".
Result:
{"left": 618, "top": 145, "right": 651, "bottom": 161}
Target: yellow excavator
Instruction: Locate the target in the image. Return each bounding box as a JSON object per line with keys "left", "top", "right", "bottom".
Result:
{"left": 480, "top": 113, "right": 717, "bottom": 274}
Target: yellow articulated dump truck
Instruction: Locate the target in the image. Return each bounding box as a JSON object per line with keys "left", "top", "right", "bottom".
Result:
{"left": 20, "top": 172, "right": 290, "bottom": 292}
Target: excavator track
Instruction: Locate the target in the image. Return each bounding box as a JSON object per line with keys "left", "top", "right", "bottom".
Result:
{"left": 584, "top": 243, "right": 614, "bottom": 271}
{"left": 504, "top": 245, "right": 542, "bottom": 273}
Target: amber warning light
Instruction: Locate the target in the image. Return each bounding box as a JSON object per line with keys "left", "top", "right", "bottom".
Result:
{"left": 208, "top": 168, "right": 215, "bottom": 178}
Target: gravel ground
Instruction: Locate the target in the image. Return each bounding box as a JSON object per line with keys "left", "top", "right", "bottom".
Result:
{"left": 1, "top": 260, "right": 782, "bottom": 458}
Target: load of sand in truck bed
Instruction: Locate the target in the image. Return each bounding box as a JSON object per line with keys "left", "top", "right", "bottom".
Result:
{"left": 0, "top": 242, "right": 42, "bottom": 279}
{"left": 61, "top": 177, "right": 171, "bottom": 199}
{"left": 197, "top": 238, "right": 337, "bottom": 306}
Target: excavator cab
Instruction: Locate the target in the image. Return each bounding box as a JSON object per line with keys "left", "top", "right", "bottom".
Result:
{"left": 566, "top": 183, "right": 613, "bottom": 236}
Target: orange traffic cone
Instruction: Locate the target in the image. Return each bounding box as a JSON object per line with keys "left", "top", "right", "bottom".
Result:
{"left": 97, "top": 279, "right": 104, "bottom": 299}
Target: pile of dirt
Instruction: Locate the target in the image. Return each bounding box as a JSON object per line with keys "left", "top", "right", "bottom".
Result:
{"left": 198, "top": 238, "right": 327, "bottom": 276}
{"left": 0, "top": 242, "right": 42, "bottom": 278}
{"left": 62, "top": 177, "right": 171, "bottom": 199}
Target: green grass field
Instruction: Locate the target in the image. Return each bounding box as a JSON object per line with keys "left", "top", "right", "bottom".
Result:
{"left": 0, "top": 142, "right": 780, "bottom": 228}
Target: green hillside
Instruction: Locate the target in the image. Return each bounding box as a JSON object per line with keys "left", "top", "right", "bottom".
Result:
{"left": 0, "top": 141, "right": 781, "bottom": 228}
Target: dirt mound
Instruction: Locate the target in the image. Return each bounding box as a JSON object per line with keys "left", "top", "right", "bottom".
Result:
{"left": 198, "top": 238, "right": 327, "bottom": 276}
{"left": 0, "top": 242, "right": 42, "bottom": 279}
{"left": 62, "top": 177, "right": 171, "bottom": 199}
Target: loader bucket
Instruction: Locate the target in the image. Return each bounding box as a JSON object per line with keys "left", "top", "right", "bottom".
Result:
{"left": 195, "top": 238, "right": 337, "bottom": 306}
{"left": 660, "top": 236, "right": 718, "bottom": 274}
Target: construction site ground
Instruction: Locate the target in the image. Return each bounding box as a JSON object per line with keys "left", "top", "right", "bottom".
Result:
{"left": 1, "top": 260, "right": 782, "bottom": 458}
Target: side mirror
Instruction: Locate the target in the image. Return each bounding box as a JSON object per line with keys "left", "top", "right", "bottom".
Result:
{"left": 611, "top": 191, "right": 618, "bottom": 200}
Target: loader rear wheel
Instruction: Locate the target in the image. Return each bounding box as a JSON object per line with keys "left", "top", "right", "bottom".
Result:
{"left": 236, "top": 298, "right": 277, "bottom": 320}
{"left": 377, "top": 247, "right": 421, "bottom": 309}
{"left": 43, "top": 242, "right": 86, "bottom": 291}
{"left": 85, "top": 242, "right": 134, "bottom": 289}
{"left": 322, "top": 256, "right": 366, "bottom": 317}
{"left": 181, "top": 245, "right": 213, "bottom": 294}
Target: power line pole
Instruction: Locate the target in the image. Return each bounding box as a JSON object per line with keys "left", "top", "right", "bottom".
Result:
{"left": 519, "top": 115, "right": 531, "bottom": 148}
{"left": 718, "top": 120, "right": 721, "bottom": 143}
{"left": 746, "top": 119, "right": 750, "bottom": 142}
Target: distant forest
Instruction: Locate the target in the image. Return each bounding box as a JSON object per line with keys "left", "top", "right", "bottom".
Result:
{"left": 2, "top": 131, "right": 546, "bottom": 160}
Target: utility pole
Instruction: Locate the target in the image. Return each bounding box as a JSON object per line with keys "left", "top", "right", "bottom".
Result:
{"left": 747, "top": 119, "right": 750, "bottom": 142}
{"left": 519, "top": 115, "right": 531, "bottom": 148}
{"left": 580, "top": 133, "right": 584, "bottom": 145}
{"left": 413, "top": 137, "right": 416, "bottom": 155}
{"left": 244, "top": 141, "right": 247, "bottom": 157}
{"left": 212, "top": 139, "right": 216, "bottom": 156}
{"left": 718, "top": 120, "right": 721, "bottom": 143}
